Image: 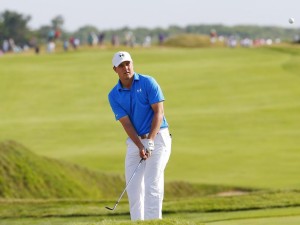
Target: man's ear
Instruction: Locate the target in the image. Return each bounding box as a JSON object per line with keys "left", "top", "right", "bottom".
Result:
{"left": 113, "top": 66, "right": 117, "bottom": 72}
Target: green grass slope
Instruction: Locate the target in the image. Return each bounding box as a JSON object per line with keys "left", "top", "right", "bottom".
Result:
{"left": 0, "top": 140, "right": 252, "bottom": 200}
{"left": 0, "top": 140, "right": 124, "bottom": 199}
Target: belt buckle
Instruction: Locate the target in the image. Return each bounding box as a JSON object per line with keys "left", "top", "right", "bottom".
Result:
{"left": 140, "top": 134, "right": 147, "bottom": 139}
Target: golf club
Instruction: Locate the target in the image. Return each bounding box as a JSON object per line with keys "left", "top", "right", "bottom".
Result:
{"left": 105, "top": 158, "right": 144, "bottom": 211}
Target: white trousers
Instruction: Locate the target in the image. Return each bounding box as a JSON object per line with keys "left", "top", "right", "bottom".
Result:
{"left": 125, "top": 128, "right": 171, "bottom": 221}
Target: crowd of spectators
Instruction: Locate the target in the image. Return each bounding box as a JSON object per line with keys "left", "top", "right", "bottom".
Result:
{"left": 1, "top": 28, "right": 292, "bottom": 56}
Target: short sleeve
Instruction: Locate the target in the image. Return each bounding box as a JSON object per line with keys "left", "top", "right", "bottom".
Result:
{"left": 108, "top": 92, "right": 127, "bottom": 121}
{"left": 147, "top": 77, "right": 165, "bottom": 105}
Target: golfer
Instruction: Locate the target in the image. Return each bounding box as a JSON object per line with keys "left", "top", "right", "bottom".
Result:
{"left": 108, "top": 51, "right": 172, "bottom": 220}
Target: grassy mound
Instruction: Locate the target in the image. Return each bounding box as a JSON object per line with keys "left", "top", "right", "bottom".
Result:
{"left": 0, "top": 140, "right": 124, "bottom": 199}
{"left": 0, "top": 140, "right": 252, "bottom": 200}
{"left": 163, "top": 34, "right": 224, "bottom": 48}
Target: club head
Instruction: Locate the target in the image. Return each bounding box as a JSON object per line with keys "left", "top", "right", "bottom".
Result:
{"left": 105, "top": 206, "right": 115, "bottom": 211}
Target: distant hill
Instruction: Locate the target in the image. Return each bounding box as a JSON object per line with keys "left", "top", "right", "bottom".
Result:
{"left": 0, "top": 140, "right": 253, "bottom": 200}
{"left": 163, "top": 34, "right": 226, "bottom": 48}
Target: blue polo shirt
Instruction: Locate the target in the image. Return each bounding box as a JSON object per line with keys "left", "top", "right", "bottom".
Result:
{"left": 108, "top": 73, "right": 168, "bottom": 136}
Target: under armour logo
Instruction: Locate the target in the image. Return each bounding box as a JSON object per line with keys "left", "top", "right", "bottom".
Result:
{"left": 137, "top": 88, "right": 142, "bottom": 93}
{"left": 119, "top": 53, "right": 125, "bottom": 58}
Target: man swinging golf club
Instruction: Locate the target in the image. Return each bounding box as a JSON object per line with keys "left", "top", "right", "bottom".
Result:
{"left": 108, "top": 51, "right": 172, "bottom": 220}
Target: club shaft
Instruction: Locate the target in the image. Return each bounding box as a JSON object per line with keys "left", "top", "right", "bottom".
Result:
{"left": 108, "top": 158, "right": 143, "bottom": 210}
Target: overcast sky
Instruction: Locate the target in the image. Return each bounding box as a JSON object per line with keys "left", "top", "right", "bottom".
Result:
{"left": 1, "top": 0, "right": 299, "bottom": 31}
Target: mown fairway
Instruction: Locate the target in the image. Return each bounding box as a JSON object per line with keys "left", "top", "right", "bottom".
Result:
{"left": 1, "top": 45, "right": 300, "bottom": 224}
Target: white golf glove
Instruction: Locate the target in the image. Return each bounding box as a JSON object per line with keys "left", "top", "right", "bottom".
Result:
{"left": 144, "top": 139, "right": 154, "bottom": 157}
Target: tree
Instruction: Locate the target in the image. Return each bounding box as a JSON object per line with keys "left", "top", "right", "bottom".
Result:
{"left": 36, "top": 25, "right": 53, "bottom": 40}
{"left": 0, "top": 10, "right": 32, "bottom": 45}
{"left": 51, "top": 15, "right": 64, "bottom": 30}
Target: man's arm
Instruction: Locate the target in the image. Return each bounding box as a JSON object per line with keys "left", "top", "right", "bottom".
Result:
{"left": 119, "top": 116, "right": 147, "bottom": 159}
{"left": 147, "top": 101, "right": 164, "bottom": 140}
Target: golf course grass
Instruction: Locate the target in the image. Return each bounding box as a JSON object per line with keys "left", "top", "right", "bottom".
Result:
{"left": 1, "top": 44, "right": 300, "bottom": 224}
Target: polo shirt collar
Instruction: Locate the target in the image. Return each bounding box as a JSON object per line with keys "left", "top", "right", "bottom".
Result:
{"left": 117, "top": 73, "right": 139, "bottom": 91}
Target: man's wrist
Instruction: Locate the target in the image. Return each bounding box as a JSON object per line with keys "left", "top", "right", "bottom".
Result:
{"left": 146, "top": 134, "right": 154, "bottom": 140}
{"left": 146, "top": 139, "right": 154, "bottom": 151}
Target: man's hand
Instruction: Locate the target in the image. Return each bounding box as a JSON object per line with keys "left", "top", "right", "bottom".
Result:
{"left": 144, "top": 139, "right": 154, "bottom": 158}
{"left": 139, "top": 148, "right": 147, "bottom": 160}
{"left": 139, "top": 139, "right": 154, "bottom": 159}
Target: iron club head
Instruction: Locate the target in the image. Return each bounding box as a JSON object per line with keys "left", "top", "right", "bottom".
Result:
{"left": 105, "top": 206, "right": 115, "bottom": 211}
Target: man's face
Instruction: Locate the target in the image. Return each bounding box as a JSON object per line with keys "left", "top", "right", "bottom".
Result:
{"left": 113, "top": 61, "right": 134, "bottom": 82}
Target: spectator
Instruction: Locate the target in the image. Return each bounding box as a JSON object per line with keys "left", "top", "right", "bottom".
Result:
{"left": 158, "top": 33, "right": 165, "bottom": 45}
{"left": 143, "top": 36, "right": 152, "bottom": 47}
{"left": 2, "top": 40, "right": 9, "bottom": 52}
{"left": 63, "top": 40, "right": 69, "bottom": 51}
{"left": 111, "top": 34, "right": 119, "bottom": 47}
{"left": 98, "top": 32, "right": 105, "bottom": 46}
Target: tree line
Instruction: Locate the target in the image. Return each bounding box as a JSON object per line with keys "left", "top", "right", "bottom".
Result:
{"left": 0, "top": 10, "right": 299, "bottom": 50}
